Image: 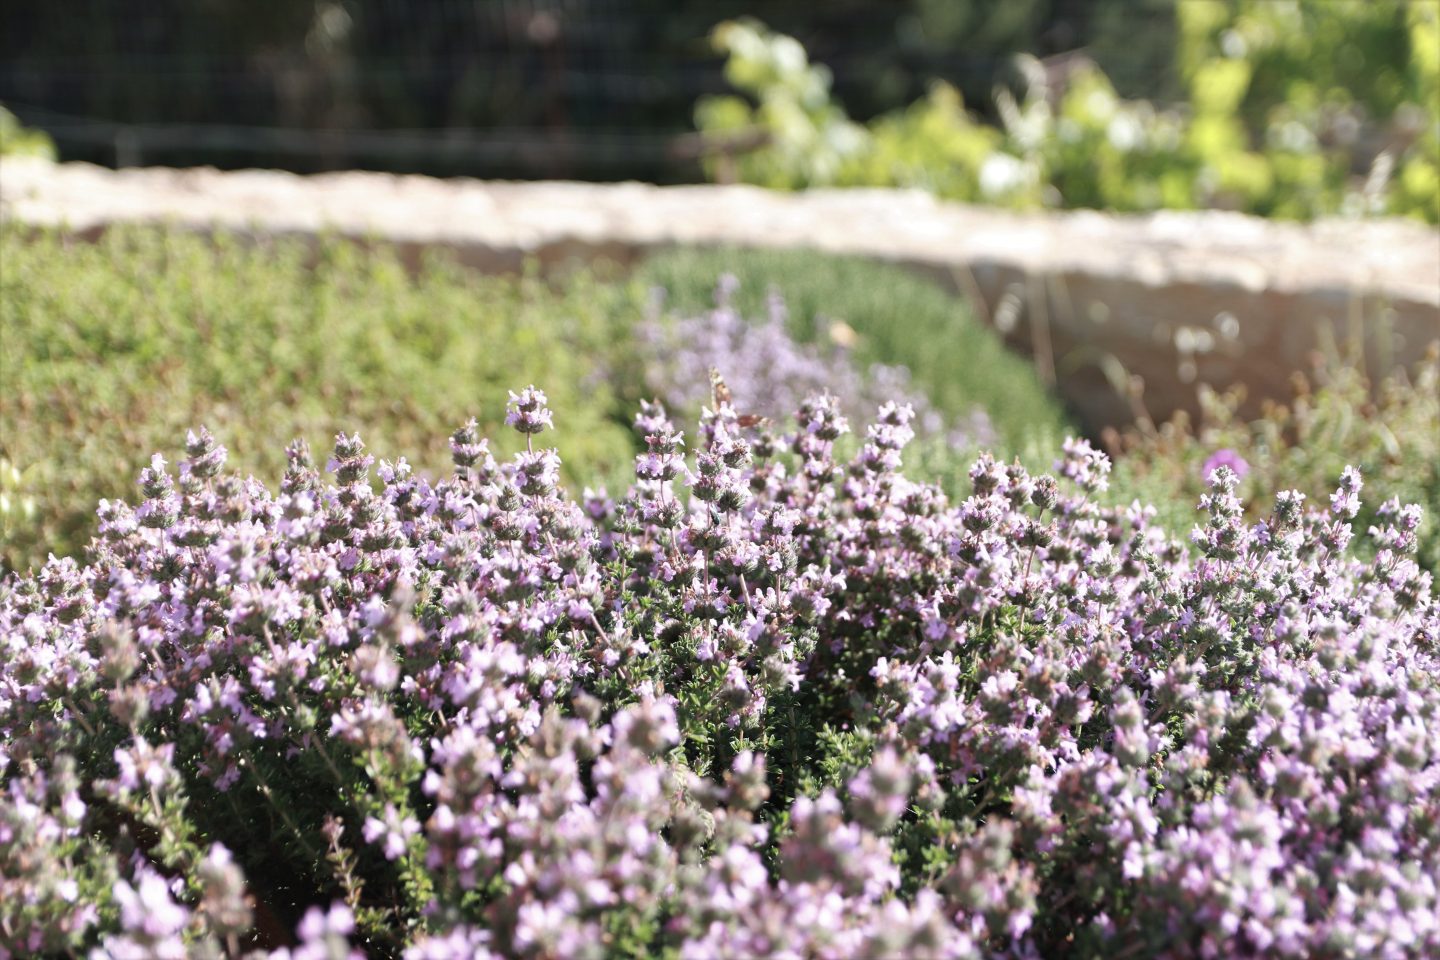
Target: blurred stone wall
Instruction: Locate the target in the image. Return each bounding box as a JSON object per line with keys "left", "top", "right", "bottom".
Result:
{"left": 4, "top": 158, "right": 1436, "bottom": 433}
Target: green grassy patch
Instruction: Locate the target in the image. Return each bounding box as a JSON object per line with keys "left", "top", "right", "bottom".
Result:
{"left": 0, "top": 226, "right": 641, "bottom": 572}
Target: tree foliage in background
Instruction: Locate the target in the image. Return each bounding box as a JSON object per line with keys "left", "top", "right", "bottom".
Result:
{"left": 697, "top": 3, "right": 1440, "bottom": 221}
{"left": 0, "top": 105, "right": 56, "bottom": 159}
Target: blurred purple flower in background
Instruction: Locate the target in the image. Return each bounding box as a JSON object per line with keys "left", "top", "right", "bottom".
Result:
{"left": 1202, "top": 448, "right": 1250, "bottom": 482}
{"left": 640, "top": 275, "right": 995, "bottom": 451}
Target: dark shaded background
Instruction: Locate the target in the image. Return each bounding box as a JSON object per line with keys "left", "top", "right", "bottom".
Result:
{"left": 0, "top": 0, "right": 1176, "bottom": 181}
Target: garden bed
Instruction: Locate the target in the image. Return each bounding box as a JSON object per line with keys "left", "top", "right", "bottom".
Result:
{"left": 2, "top": 171, "right": 1438, "bottom": 959}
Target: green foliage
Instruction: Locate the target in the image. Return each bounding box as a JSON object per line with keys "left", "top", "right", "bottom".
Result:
{"left": 1, "top": 229, "right": 1068, "bottom": 575}
{"left": 0, "top": 106, "right": 57, "bottom": 160}
{"left": 1175, "top": 0, "right": 1439, "bottom": 220}
{"left": 694, "top": 21, "right": 875, "bottom": 192}
{"left": 697, "top": 9, "right": 1440, "bottom": 221}
{"left": 633, "top": 246, "right": 1074, "bottom": 466}
{"left": 0, "top": 226, "right": 640, "bottom": 573}
{"left": 1109, "top": 347, "right": 1440, "bottom": 575}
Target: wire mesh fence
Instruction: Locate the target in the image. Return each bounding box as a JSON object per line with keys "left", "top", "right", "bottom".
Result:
{"left": 0, "top": 0, "right": 1179, "bottom": 181}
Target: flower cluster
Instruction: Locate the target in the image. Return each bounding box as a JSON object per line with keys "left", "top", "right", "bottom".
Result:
{"left": 1, "top": 384, "right": 1436, "bottom": 959}
{"left": 640, "top": 275, "right": 995, "bottom": 452}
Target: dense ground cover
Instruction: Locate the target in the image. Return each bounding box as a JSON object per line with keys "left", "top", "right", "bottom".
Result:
{"left": 0, "top": 228, "right": 1068, "bottom": 575}
{"left": 637, "top": 273, "right": 998, "bottom": 453}
{"left": 0, "top": 227, "right": 638, "bottom": 572}
{"left": 5, "top": 224, "right": 1437, "bottom": 957}
{"left": 1, "top": 386, "right": 1435, "bottom": 958}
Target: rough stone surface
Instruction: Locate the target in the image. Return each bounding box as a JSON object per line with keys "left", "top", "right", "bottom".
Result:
{"left": 4, "top": 158, "right": 1437, "bottom": 432}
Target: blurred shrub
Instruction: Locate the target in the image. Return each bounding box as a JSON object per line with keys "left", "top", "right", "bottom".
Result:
{"left": 0, "top": 226, "right": 640, "bottom": 573}
{"left": 0, "top": 105, "right": 56, "bottom": 159}
{"left": 697, "top": 6, "right": 1439, "bottom": 221}
{"left": 1108, "top": 346, "right": 1440, "bottom": 575}
{"left": 1174, "top": 0, "right": 1439, "bottom": 220}
{"left": 633, "top": 246, "right": 1073, "bottom": 468}
{"left": 693, "top": 23, "right": 877, "bottom": 193}
{"left": 637, "top": 272, "right": 997, "bottom": 452}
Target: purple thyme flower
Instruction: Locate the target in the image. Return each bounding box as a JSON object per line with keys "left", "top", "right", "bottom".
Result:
{"left": 506, "top": 386, "right": 555, "bottom": 435}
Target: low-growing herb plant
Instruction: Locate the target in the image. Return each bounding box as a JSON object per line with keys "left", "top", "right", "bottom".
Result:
{"left": 0, "top": 225, "right": 640, "bottom": 575}
{"left": 637, "top": 273, "right": 997, "bottom": 455}
{"left": 2, "top": 381, "right": 1435, "bottom": 958}
{"left": 632, "top": 245, "right": 1072, "bottom": 463}
{"left": 2, "top": 230, "right": 1062, "bottom": 577}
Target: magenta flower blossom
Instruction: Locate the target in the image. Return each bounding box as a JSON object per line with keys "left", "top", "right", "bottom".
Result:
{"left": 1202, "top": 448, "right": 1250, "bottom": 482}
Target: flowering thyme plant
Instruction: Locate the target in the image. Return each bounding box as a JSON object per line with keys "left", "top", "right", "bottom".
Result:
{"left": 639, "top": 276, "right": 996, "bottom": 453}
{"left": 1, "top": 385, "right": 1436, "bottom": 959}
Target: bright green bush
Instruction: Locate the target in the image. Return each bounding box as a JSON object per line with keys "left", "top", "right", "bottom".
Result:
{"left": 0, "top": 106, "right": 56, "bottom": 160}
{"left": 1174, "top": 0, "right": 1439, "bottom": 220}
{"left": 697, "top": 7, "right": 1440, "bottom": 221}
{"left": 0, "top": 226, "right": 641, "bottom": 573}
{"left": 633, "top": 246, "right": 1074, "bottom": 467}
